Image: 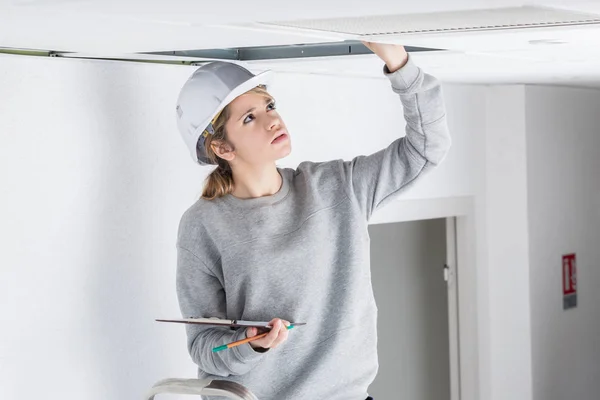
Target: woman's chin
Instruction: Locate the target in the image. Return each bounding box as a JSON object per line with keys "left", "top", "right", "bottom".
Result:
{"left": 275, "top": 144, "right": 292, "bottom": 160}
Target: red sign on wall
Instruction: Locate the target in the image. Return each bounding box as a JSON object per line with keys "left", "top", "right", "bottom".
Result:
{"left": 562, "top": 253, "right": 577, "bottom": 310}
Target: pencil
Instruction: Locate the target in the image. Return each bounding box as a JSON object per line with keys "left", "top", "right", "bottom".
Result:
{"left": 212, "top": 324, "right": 295, "bottom": 352}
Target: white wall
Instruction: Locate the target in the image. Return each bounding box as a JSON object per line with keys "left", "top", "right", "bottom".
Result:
{"left": 525, "top": 85, "right": 600, "bottom": 400}
{"left": 0, "top": 53, "right": 485, "bottom": 400}
{"left": 480, "top": 86, "right": 533, "bottom": 400}
{"left": 0, "top": 55, "right": 199, "bottom": 399}
{"left": 369, "top": 219, "right": 449, "bottom": 399}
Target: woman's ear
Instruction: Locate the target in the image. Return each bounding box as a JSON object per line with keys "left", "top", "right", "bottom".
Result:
{"left": 211, "top": 140, "right": 236, "bottom": 162}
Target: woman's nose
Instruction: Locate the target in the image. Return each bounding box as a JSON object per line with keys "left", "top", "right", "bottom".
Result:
{"left": 267, "top": 114, "right": 281, "bottom": 130}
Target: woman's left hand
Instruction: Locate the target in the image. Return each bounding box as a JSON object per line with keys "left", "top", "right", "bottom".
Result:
{"left": 362, "top": 41, "right": 409, "bottom": 73}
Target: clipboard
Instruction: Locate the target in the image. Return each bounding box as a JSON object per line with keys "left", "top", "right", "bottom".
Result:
{"left": 156, "top": 317, "right": 306, "bottom": 329}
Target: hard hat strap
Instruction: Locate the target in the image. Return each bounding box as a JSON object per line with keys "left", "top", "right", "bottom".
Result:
{"left": 202, "top": 109, "right": 224, "bottom": 138}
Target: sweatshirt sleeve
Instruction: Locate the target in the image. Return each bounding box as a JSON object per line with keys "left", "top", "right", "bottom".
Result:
{"left": 176, "top": 245, "right": 266, "bottom": 377}
{"left": 339, "top": 53, "right": 451, "bottom": 220}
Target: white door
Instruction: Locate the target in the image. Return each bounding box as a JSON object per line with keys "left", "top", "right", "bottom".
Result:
{"left": 367, "top": 217, "right": 459, "bottom": 399}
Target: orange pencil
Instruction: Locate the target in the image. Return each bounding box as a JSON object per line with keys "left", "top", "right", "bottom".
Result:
{"left": 212, "top": 324, "right": 295, "bottom": 352}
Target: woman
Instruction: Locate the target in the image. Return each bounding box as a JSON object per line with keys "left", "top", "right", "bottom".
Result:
{"left": 174, "top": 42, "right": 451, "bottom": 399}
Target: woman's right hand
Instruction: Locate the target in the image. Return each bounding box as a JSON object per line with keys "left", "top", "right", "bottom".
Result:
{"left": 246, "top": 318, "right": 290, "bottom": 350}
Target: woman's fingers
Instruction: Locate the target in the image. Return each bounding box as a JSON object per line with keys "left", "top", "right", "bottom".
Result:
{"left": 263, "top": 319, "right": 283, "bottom": 347}
{"left": 245, "top": 327, "right": 257, "bottom": 338}
{"left": 270, "top": 319, "right": 290, "bottom": 348}
{"left": 248, "top": 318, "right": 291, "bottom": 350}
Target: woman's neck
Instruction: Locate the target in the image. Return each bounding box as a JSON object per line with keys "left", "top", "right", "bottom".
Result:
{"left": 230, "top": 163, "right": 282, "bottom": 199}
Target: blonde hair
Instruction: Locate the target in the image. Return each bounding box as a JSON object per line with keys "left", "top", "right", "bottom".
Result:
{"left": 201, "top": 86, "right": 273, "bottom": 200}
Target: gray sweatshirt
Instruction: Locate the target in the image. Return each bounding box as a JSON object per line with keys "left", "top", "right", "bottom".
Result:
{"left": 175, "top": 54, "right": 451, "bottom": 400}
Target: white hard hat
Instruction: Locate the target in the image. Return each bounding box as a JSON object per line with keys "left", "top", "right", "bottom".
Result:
{"left": 175, "top": 61, "right": 273, "bottom": 165}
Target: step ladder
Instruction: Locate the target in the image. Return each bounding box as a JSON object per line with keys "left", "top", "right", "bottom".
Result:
{"left": 146, "top": 378, "right": 258, "bottom": 400}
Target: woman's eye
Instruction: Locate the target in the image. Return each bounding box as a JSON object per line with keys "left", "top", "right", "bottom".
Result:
{"left": 243, "top": 102, "right": 275, "bottom": 124}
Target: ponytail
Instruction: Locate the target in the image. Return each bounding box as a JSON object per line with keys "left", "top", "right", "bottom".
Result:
{"left": 202, "top": 159, "right": 235, "bottom": 200}
{"left": 200, "top": 104, "right": 235, "bottom": 200}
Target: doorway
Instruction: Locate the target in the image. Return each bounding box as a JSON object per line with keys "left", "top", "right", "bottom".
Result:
{"left": 367, "top": 217, "right": 460, "bottom": 400}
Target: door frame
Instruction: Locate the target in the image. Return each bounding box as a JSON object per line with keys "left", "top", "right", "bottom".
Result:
{"left": 369, "top": 195, "right": 478, "bottom": 400}
{"left": 446, "top": 216, "right": 460, "bottom": 400}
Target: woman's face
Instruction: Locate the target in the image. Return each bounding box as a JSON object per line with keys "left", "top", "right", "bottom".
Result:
{"left": 221, "top": 91, "right": 291, "bottom": 167}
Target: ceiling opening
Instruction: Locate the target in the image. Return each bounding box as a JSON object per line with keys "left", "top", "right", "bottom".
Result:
{"left": 143, "top": 40, "right": 443, "bottom": 62}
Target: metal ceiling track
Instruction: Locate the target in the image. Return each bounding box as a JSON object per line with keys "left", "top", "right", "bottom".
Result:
{"left": 0, "top": 41, "right": 442, "bottom": 65}
{"left": 144, "top": 41, "right": 441, "bottom": 61}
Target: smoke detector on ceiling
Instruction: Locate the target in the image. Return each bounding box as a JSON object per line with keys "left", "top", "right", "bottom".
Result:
{"left": 528, "top": 39, "right": 568, "bottom": 45}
